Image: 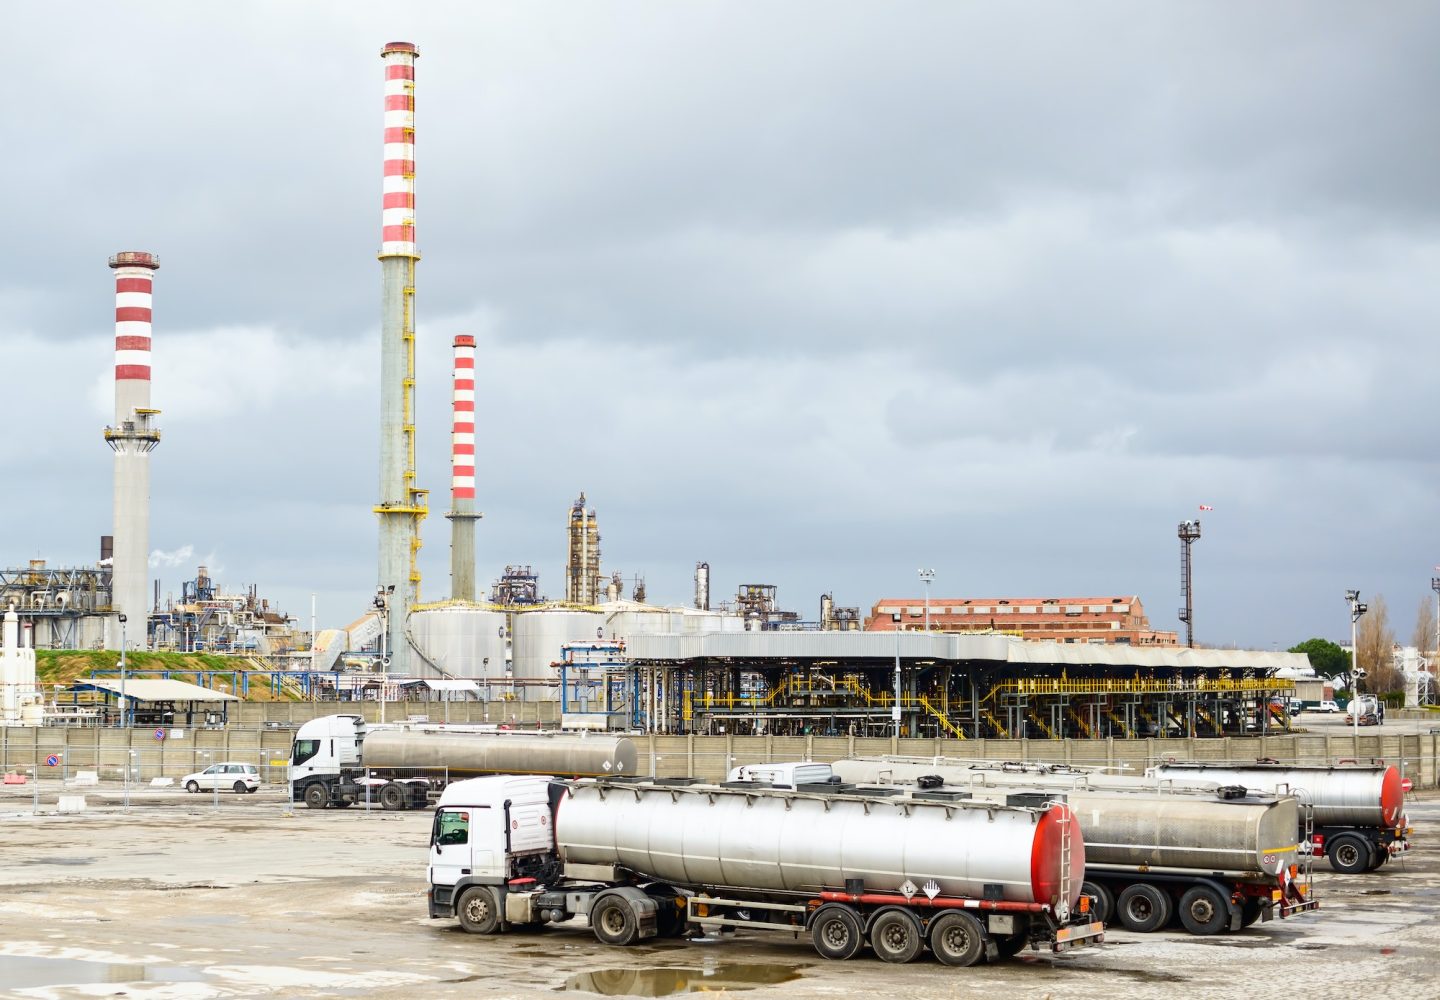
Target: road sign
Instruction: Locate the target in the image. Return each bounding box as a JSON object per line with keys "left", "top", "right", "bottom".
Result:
{"left": 154, "top": 728, "right": 166, "bottom": 742}
{"left": 1401, "top": 777, "right": 1413, "bottom": 794}
{"left": 45, "top": 755, "right": 59, "bottom": 767}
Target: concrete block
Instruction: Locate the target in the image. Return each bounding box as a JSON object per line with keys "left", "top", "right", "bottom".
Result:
{"left": 58, "top": 796, "right": 87, "bottom": 813}
{"left": 149, "top": 777, "right": 174, "bottom": 787}
{"left": 72, "top": 771, "right": 99, "bottom": 787}
{"left": 2, "top": 773, "right": 27, "bottom": 785}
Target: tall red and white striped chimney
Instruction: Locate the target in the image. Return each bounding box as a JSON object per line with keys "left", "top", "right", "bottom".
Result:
{"left": 105, "top": 251, "right": 161, "bottom": 649}
{"left": 375, "top": 41, "right": 425, "bottom": 667}
{"left": 445, "top": 334, "right": 481, "bottom": 601}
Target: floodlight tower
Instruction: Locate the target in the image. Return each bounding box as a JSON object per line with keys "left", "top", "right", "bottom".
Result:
{"left": 1177, "top": 520, "right": 1202, "bottom": 648}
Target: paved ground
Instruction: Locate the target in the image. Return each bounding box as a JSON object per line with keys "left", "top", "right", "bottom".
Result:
{"left": 0, "top": 781, "right": 1435, "bottom": 1000}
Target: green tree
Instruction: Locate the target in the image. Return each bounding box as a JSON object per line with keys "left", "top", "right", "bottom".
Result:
{"left": 1288, "top": 637, "right": 1350, "bottom": 680}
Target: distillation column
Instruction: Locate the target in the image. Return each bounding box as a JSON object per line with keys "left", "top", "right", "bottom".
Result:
{"left": 104, "top": 251, "right": 161, "bottom": 650}
{"left": 375, "top": 41, "right": 426, "bottom": 669}
{"left": 446, "top": 335, "right": 481, "bottom": 601}
{"left": 565, "top": 494, "right": 602, "bottom": 604}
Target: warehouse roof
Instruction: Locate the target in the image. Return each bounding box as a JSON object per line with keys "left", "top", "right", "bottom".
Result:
{"left": 73, "top": 678, "right": 241, "bottom": 702}
{"left": 624, "top": 631, "right": 1308, "bottom": 671}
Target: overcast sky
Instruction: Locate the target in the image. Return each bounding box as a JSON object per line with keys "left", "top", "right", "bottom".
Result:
{"left": 3, "top": 3, "right": 1437, "bottom": 649}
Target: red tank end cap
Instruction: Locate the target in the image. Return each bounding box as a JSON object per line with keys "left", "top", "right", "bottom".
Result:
{"left": 108, "top": 251, "right": 160, "bottom": 270}
{"left": 1380, "top": 766, "right": 1403, "bottom": 826}
{"left": 454, "top": 334, "right": 476, "bottom": 347}
{"left": 1031, "top": 804, "right": 1085, "bottom": 910}
{"left": 382, "top": 41, "right": 419, "bottom": 56}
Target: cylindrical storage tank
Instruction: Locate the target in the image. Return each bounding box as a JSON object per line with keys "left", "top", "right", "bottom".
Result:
{"left": 556, "top": 781, "right": 1084, "bottom": 912}
{"left": 363, "top": 729, "right": 636, "bottom": 777}
{"left": 836, "top": 759, "right": 1299, "bottom": 877}
{"left": 410, "top": 607, "right": 510, "bottom": 679}
{"left": 833, "top": 758, "right": 1224, "bottom": 796}
{"left": 1149, "top": 763, "right": 1403, "bottom": 827}
{"left": 512, "top": 610, "right": 605, "bottom": 696}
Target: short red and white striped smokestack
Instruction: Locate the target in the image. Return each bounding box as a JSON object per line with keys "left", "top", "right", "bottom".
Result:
{"left": 446, "top": 334, "right": 481, "bottom": 601}
{"left": 451, "top": 335, "right": 476, "bottom": 502}
{"left": 110, "top": 251, "right": 160, "bottom": 416}
{"left": 379, "top": 41, "right": 418, "bottom": 257}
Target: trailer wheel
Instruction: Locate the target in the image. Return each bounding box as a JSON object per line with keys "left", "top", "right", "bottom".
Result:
{"left": 1177, "top": 886, "right": 1228, "bottom": 935}
{"left": 591, "top": 895, "right": 640, "bottom": 947}
{"left": 868, "top": 908, "right": 923, "bottom": 964}
{"left": 928, "top": 911, "right": 987, "bottom": 967}
{"left": 1365, "top": 848, "right": 1388, "bottom": 872}
{"left": 456, "top": 887, "right": 501, "bottom": 935}
{"left": 1116, "top": 884, "right": 1171, "bottom": 933}
{"left": 1080, "top": 880, "right": 1114, "bottom": 926}
{"left": 809, "top": 903, "right": 863, "bottom": 961}
{"left": 378, "top": 783, "right": 408, "bottom": 811}
{"left": 1327, "top": 834, "right": 1372, "bottom": 875}
{"left": 302, "top": 783, "right": 329, "bottom": 810}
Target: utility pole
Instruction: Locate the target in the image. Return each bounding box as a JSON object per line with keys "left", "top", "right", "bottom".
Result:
{"left": 1347, "top": 590, "right": 1368, "bottom": 735}
{"left": 918, "top": 569, "right": 935, "bottom": 632}
{"left": 1177, "top": 521, "right": 1201, "bottom": 647}
{"left": 891, "top": 613, "right": 902, "bottom": 739}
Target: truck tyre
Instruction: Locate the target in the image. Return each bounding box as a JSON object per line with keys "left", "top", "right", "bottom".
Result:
{"left": 1116, "top": 884, "right": 1171, "bottom": 933}
{"left": 868, "top": 908, "right": 923, "bottom": 964}
{"left": 1365, "top": 848, "right": 1388, "bottom": 872}
{"left": 1327, "top": 834, "right": 1372, "bottom": 875}
{"left": 591, "top": 895, "right": 640, "bottom": 947}
{"left": 1177, "top": 886, "right": 1228, "bottom": 935}
{"left": 1080, "top": 880, "right": 1114, "bottom": 926}
{"left": 303, "top": 783, "right": 328, "bottom": 810}
{"left": 809, "top": 903, "right": 864, "bottom": 961}
{"left": 928, "top": 911, "right": 987, "bottom": 967}
{"left": 645, "top": 887, "right": 686, "bottom": 938}
{"left": 994, "top": 930, "right": 1029, "bottom": 960}
{"left": 456, "top": 887, "right": 501, "bottom": 935}
{"left": 379, "top": 783, "right": 407, "bottom": 811}
{"left": 1239, "top": 898, "right": 1265, "bottom": 928}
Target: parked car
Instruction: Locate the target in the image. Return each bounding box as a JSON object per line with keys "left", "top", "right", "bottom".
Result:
{"left": 181, "top": 762, "right": 260, "bottom": 794}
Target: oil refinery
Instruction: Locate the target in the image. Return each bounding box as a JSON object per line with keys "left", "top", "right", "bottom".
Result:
{"left": 0, "top": 38, "right": 1428, "bottom": 743}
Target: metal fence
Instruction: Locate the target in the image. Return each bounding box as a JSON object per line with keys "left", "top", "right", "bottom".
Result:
{"left": 2, "top": 723, "right": 1435, "bottom": 789}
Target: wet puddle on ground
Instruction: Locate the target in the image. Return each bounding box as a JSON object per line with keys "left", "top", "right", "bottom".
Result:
{"left": 559, "top": 963, "right": 801, "bottom": 996}
{"left": 0, "top": 955, "right": 209, "bottom": 990}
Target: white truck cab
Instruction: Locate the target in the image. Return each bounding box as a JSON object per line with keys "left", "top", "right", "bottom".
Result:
{"left": 428, "top": 776, "right": 556, "bottom": 929}
{"left": 726, "top": 761, "right": 835, "bottom": 788}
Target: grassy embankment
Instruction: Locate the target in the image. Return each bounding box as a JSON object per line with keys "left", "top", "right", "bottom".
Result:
{"left": 35, "top": 650, "right": 295, "bottom": 701}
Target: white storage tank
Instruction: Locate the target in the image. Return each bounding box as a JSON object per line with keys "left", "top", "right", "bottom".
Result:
{"left": 511, "top": 609, "right": 605, "bottom": 697}
{"left": 410, "top": 607, "right": 510, "bottom": 679}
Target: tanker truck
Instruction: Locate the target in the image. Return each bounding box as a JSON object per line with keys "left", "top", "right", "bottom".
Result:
{"left": 427, "top": 775, "right": 1104, "bottom": 965}
{"left": 1148, "top": 760, "right": 1411, "bottom": 874}
{"left": 829, "top": 758, "right": 1318, "bottom": 936}
{"left": 288, "top": 713, "right": 637, "bottom": 810}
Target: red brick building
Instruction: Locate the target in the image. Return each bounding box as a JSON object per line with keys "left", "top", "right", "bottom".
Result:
{"left": 865, "top": 595, "right": 1178, "bottom": 645}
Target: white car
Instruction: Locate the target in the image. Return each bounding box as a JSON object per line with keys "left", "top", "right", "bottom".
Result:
{"left": 181, "top": 762, "right": 261, "bottom": 794}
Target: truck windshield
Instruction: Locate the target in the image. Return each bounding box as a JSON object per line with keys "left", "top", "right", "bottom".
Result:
{"left": 434, "top": 809, "right": 469, "bottom": 847}
{"left": 291, "top": 739, "right": 320, "bottom": 765}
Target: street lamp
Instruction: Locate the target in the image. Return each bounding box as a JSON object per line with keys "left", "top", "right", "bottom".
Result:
{"left": 891, "top": 613, "right": 902, "bottom": 739}
{"left": 1347, "top": 590, "right": 1369, "bottom": 735}
{"left": 373, "top": 586, "right": 393, "bottom": 725}
{"left": 918, "top": 569, "right": 935, "bottom": 632}
{"left": 118, "top": 614, "right": 128, "bottom": 729}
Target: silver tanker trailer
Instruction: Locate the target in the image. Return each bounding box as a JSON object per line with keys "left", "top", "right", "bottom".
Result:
{"left": 1149, "top": 760, "right": 1412, "bottom": 874}
{"left": 831, "top": 758, "right": 1318, "bottom": 936}
{"left": 288, "top": 713, "right": 637, "bottom": 810}
{"left": 427, "top": 775, "right": 1105, "bottom": 965}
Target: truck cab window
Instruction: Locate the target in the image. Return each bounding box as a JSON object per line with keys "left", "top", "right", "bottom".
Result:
{"left": 292, "top": 739, "right": 320, "bottom": 766}
{"left": 435, "top": 809, "right": 469, "bottom": 847}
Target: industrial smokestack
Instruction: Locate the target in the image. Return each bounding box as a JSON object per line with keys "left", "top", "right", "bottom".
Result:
{"left": 695, "top": 562, "right": 710, "bottom": 611}
{"left": 104, "top": 251, "right": 161, "bottom": 650}
{"left": 565, "top": 493, "right": 602, "bottom": 604}
{"left": 445, "top": 334, "right": 481, "bottom": 601}
{"left": 375, "top": 41, "right": 425, "bottom": 669}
